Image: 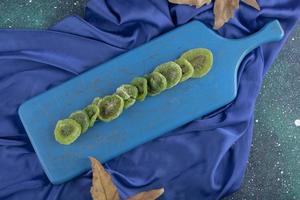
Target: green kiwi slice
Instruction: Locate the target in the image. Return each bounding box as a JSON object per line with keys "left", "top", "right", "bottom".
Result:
{"left": 175, "top": 57, "right": 194, "bottom": 82}
{"left": 84, "top": 104, "right": 99, "bottom": 127}
{"left": 124, "top": 98, "right": 136, "bottom": 109}
{"left": 180, "top": 48, "right": 213, "bottom": 78}
{"left": 116, "top": 88, "right": 130, "bottom": 100}
{"left": 69, "top": 111, "right": 90, "bottom": 133}
{"left": 54, "top": 119, "right": 81, "bottom": 145}
{"left": 154, "top": 61, "right": 182, "bottom": 89}
{"left": 116, "top": 92, "right": 136, "bottom": 109}
{"left": 92, "top": 97, "right": 102, "bottom": 106}
{"left": 146, "top": 72, "right": 167, "bottom": 96}
{"left": 116, "top": 95, "right": 136, "bottom": 109}
{"left": 98, "top": 94, "right": 124, "bottom": 122}
{"left": 131, "top": 77, "right": 148, "bottom": 101}
{"left": 115, "top": 90, "right": 131, "bottom": 108}
{"left": 116, "top": 84, "right": 138, "bottom": 99}
{"left": 116, "top": 84, "right": 138, "bottom": 109}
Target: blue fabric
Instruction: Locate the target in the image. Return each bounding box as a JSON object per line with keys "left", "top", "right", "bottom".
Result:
{"left": 0, "top": 0, "right": 299, "bottom": 199}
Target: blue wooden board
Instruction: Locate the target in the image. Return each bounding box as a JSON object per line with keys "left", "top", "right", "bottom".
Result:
{"left": 18, "top": 20, "right": 284, "bottom": 184}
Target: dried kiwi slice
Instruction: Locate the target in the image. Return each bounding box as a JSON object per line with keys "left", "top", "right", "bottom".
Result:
{"left": 131, "top": 77, "right": 148, "bottom": 101}
{"left": 116, "top": 84, "right": 138, "bottom": 99}
{"left": 54, "top": 119, "right": 81, "bottom": 145}
{"left": 98, "top": 94, "right": 124, "bottom": 122}
{"left": 175, "top": 57, "right": 194, "bottom": 82}
{"left": 124, "top": 98, "right": 136, "bottom": 109}
{"left": 146, "top": 72, "right": 167, "bottom": 96}
{"left": 116, "top": 84, "right": 138, "bottom": 109}
{"left": 84, "top": 104, "right": 99, "bottom": 127}
{"left": 69, "top": 111, "right": 89, "bottom": 133}
{"left": 154, "top": 61, "right": 182, "bottom": 89}
{"left": 180, "top": 48, "right": 213, "bottom": 78}
{"left": 116, "top": 91, "right": 128, "bottom": 100}
{"left": 116, "top": 88, "right": 130, "bottom": 100}
{"left": 92, "top": 97, "right": 102, "bottom": 106}
{"left": 116, "top": 93, "right": 136, "bottom": 109}
{"left": 117, "top": 96, "right": 136, "bottom": 109}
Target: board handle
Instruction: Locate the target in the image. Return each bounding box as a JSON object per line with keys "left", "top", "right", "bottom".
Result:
{"left": 235, "top": 20, "right": 284, "bottom": 55}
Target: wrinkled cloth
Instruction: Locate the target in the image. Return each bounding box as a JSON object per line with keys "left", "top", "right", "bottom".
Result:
{"left": 0, "top": 0, "right": 299, "bottom": 199}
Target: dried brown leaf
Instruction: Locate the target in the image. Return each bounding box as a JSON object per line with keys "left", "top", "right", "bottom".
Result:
{"left": 242, "top": 0, "right": 260, "bottom": 10}
{"left": 89, "top": 157, "right": 164, "bottom": 200}
{"left": 127, "top": 188, "right": 165, "bottom": 200}
{"left": 169, "top": 0, "right": 260, "bottom": 29}
{"left": 168, "top": 0, "right": 211, "bottom": 8}
{"left": 90, "top": 157, "right": 120, "bottom": 200}
{"left": 213, "top": 0, "right": 239, "bottom": 29}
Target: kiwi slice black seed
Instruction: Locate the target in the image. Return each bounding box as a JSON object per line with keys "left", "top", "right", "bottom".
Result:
{"left": 131, "top": 77, "right": 148, "bottom": 101}
{"left": 98, "top": 94, "right": 124, "bottom": 122}
{"left": 69, "top": 110, "right": 90, "bottom": 133}
{"left": 154, "top": 61, "right": 182, "bottom": 89}
{"left": 175, "top": 57, "right": 194, "bottom": 82}
{"left": 84, "top": 104, "right": 100, "bottom": 127}
{"left": 180, "top": 48, "right": 213, "bottom": 78}
{"left": 54, "top": 119, "right": 81, "bottom": 145}
{"left": 146, "top": 72, "right": 167, "bottom": 96}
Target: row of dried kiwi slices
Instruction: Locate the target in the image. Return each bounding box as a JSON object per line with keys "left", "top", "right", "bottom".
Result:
{"left": 54, "top": 48, "right": 213, "bottom": 145}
